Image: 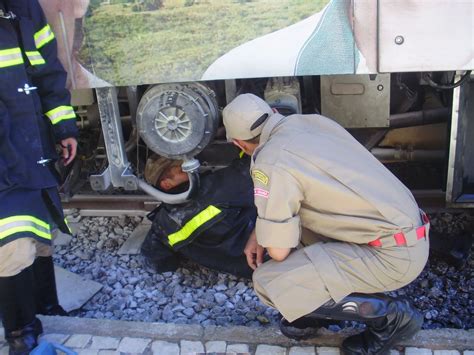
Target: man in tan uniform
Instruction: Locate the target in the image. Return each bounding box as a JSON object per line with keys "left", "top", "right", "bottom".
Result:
{"left": 222, "top": 94, "right": 430, "bottom": 355}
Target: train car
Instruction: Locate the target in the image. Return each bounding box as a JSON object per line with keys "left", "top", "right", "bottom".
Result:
{"left": 39, "top": 0, "right": 474, "bottom": 207}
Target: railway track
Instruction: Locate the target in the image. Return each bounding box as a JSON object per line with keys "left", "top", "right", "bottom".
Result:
{"left": 63, "top": 189, "right": 449, "bottom": 215}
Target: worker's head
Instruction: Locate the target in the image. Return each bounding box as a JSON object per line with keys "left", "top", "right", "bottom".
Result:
{"left": 144, "top": 156, "right": 189, "bottom": 191}
{"left": 158, "top": 165, "right": 189, "bottom": 191}
{"left": 223, "top": 93, "right": 273, "bottom": 155}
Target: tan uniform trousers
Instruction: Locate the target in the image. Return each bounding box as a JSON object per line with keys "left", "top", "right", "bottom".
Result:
{"left": 253, "top": 229, "right": 429, "bottom": 322}
{"left": 0, "top": 238, "right": 53, "bottom": 277}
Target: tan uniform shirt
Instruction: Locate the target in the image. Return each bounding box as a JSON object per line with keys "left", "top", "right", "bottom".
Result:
{"left": 251, "top": 113, "right": 422, "bottom": 249}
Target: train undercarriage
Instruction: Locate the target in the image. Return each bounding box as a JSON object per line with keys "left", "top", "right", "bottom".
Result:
{"left": 63, "top": 71, "right": 473, "bottom": 208}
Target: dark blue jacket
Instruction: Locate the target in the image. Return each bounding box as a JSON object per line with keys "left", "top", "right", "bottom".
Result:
{"left": 0, "top": 0, "right": 78, "bottom": 191}
{"left": 142, "top": 157, "right": 256, "bottom": 278}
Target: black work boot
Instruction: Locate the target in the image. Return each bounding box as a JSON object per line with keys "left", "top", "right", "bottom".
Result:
{"left": 279, "top": 316, "right": 341, "bottom": 340}
{"left": 341, "top": 296, "right": 423, "bottom": 355}
{"left": 282, "top": 293, "right": 422, "bottom": 354}
{"left": 0, "top": 265, "right": 42, "bottom": 355}
{"left": 32, "top": 256, "right": 68, "bottom": 316}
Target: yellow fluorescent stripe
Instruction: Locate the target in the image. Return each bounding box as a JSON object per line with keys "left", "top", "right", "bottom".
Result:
{"left": 25, "top": 50, "right": 45, "bottom": 65}
{"left": 64, "top": 218, "right": 72, "bottom": 233}
{"left": 25, "top": 50, "right": 41, "bottom": 56}
{"left": 34, "top": 24, "right": 55, "bottom": 49}
{"left": 51, "top": 113, "right": 76, "bottom": 125}
{"left": 0, "top": 215, "right": 49, "bottom": 229}
{"left": 30, "top": 60, "right": 46, "bottom": 65}
{"left": 0, "top": 58, "right": 23, "bottom": 68}
{"left": 168, "top": 205, "right": 222, "bottom": 246}
{"left": 0, "top": 47, "right": 22, "bottom": 55}
{"left": 0, "top": 226, "right": 51, "bottom": 240}
{"left": 45, "top": 105, "right": 76, "bottom": 125}
{"left": 45, "top": 105, "right": 74, "bottom": 117}
{"left": 0, "top": 47, "right": 24, "bottom": 68}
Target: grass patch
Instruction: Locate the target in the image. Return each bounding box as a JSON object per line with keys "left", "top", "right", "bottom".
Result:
{"left": 81, "top": 0, "right": 328, "bottom": 85}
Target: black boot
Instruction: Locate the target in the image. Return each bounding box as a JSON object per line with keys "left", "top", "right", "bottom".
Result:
{"left": 341, "top": 296, "right": 423, "bottom": 355}
{"left": 281, "top": 293, "right": 422, "bottom": 354}
{"left": 279, "top": 316, "right": 342, "bottom": 340}
{"left": 0, "top": 265, "right": 43, "bottom": 355}
{"left": 32, "top": 256, "right": 67, "bottom": 316}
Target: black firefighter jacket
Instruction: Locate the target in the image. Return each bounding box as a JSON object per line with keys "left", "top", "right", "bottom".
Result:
{"left": 0, "top": 0, "right": 78, "bottom": 192}
{"left": 142, "top": 157, "right": 257, "bottom": 278}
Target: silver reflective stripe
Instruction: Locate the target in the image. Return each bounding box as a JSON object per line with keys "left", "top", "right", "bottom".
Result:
{"left": 34, "top": 25, "right": 55, "bottom": 49}
{"left": 45, "top": 105, "right": 76, "bottom": 125}
{"left": 25, "top": 51, "right": 45, "bottom": 65}
{"left": 0, "top": 48, "right": 23, "bottom": 68}
{"left": 0, "top": 217, "right": 51, "bottom": 241}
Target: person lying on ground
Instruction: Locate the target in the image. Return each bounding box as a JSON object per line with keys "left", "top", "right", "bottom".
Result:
{"left": 140, "top": 155, "right": 256, "bottom": 279}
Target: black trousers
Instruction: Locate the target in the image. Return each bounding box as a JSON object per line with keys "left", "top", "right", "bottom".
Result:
{"left": 142, "top": 237, "right": 253, "bottom": 279}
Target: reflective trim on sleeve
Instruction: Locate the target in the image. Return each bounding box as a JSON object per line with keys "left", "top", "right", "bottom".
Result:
{"left": 45, "top": 105, "right": 76, "bottom": 125}
{"left": 167, "top": 205, "right": 222, "bottom": 247}
{"left": 0, "top": 215, "right": 51, "bottom": 241}
{"left": 25, "top": 50, "right": 46, "bottom": 66}
{"left": 34, "top": 24, "right": 55, "bottom": 49}
{"left": 64, "top": 218, "right": 72, "bottom": 233}
{"left": 0, "top": 47, "right": 24, "bottom": 68}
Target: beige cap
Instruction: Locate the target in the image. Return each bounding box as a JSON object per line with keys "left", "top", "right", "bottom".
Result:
{"left": 223, "top": 93, "right": 273, "bottom": 141}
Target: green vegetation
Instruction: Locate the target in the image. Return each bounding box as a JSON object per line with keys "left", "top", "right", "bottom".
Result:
{"left": 80, "top": 0, "right": 328, "bottom": 85}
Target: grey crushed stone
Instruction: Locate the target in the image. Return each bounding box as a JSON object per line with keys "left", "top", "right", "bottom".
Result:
{"left": 55, "top": 212, "right": 473, "bottom": 330}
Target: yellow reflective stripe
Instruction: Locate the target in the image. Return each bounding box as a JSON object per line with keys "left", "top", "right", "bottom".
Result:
{"left": 45, "top": 105, "right": 76, "bottom": 125}
{"left": 0, "top": 215, "right": 51, "bottom": 241}
{"left": 239, "top": 150, "right": 245, "bottom": 158}
{"left": 34, "top": 24, "right": 55, "bottom": 49}
{"left": 0, "top": 47, "right": 24, "bottom": 68}
{"left": 64, "top": 218, "right": 72, "bottom": 233}
{"left": 0, "top": 226, "right": 51, "bottom": 241}
{"left": 25, "top": 50, "right": 45, "bottom": 66}
{"left": 168, "top": 205, "right": 222, "bottom": 246}
{"left": 0, "top": 215, "right": 49, "bottom": 229}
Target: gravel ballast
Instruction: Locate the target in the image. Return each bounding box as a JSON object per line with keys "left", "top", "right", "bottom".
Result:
{"left": 55, "top": 211, "right": 473, "bottom": 330}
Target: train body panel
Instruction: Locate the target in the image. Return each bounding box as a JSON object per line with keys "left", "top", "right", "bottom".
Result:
{"left": 40, "top": 0, "right": 473, "bottom": 89}
{"left": 36, "top": 0, "right": 474, "bottom": 206}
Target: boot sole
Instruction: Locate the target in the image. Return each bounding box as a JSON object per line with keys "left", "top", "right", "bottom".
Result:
{"left": 279, "top": 318, "right": 320, "bottom": 341}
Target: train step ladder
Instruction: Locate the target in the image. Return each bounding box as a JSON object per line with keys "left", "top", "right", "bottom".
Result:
{"left": 31, "top": 341, "right": 77, "bottom": 355}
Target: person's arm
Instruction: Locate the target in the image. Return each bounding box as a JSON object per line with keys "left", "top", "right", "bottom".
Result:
{"left": 267, "top": 247, "right": 291, "bottom": 261}
{"left": 30, "top": 0, "right": 78, "bottom": 164}
{"left": 243, "top": 228, "right": 265, "bottom": 270}
{"left": 251, "top": 163, "right": 303, "bottom": 262}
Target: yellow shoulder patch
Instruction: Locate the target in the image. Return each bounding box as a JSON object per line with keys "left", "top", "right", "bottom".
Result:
{"left": 252, "top": 169, "right": 269, "bottom": 185}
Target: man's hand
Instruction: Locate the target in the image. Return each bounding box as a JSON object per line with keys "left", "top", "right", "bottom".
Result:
{"left": 60, "top": 137, "right": 77, "bottom": 166}
{"left": 244, "top": 229, "right": 265, "bottom": 270}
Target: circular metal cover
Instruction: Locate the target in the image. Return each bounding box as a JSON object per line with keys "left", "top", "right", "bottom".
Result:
{"left": 137, "top": 83, "right": 219, "bottom": 159}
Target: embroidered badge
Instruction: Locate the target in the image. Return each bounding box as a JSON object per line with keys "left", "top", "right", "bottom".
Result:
{"left": 254, "top": 188, "right": 269, "bottom": 199}
{"left": 252, "top": 170, "right": 269, "bottom": 185}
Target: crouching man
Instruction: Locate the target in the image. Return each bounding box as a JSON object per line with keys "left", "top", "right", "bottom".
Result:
{"left": 222, "top": 94, "right": 430, "bottom": 354}
{"left": 141, "top": 155, "right": 256, "bottom": 279}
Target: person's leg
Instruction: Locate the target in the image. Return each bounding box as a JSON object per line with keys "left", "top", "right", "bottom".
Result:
{"left": 300, "top": 293, "right": 422, "bottom": 354}
{"left": 253, "top": 247, "right": 332, "bottom": 321}
{"left": 179, "top": 243, "right": 254, "bottom": 279}
{"left": 140, "top": 230, "right": 181, "bottom": 273}
{"left": 0, "top": 239, "right": 42, "bottom": 354}
{"left": 32, "top": 242, "right": 67, "bottom": 316}
{"left": 253, "top": 240, "right": 427, "bottom": 351}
